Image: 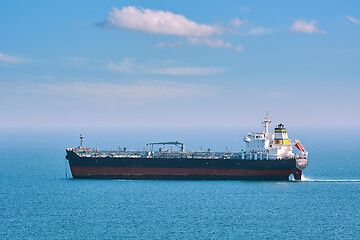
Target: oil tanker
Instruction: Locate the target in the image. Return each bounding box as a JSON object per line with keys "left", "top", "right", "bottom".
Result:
{"left": 65, "top": 114, "right": 308, "bottom": 180}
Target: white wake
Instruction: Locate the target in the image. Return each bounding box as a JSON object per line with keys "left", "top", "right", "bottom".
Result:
{"left": 291, "top": 174, "right": 360, "bottom": 182}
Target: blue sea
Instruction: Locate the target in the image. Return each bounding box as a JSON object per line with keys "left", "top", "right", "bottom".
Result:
{"left": 1, "top": 128, "right": 359, "bottom": 239}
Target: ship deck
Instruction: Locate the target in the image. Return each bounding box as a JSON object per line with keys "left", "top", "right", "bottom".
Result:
{"left": 67, "top": 148, "right": 299, "bottom": 161}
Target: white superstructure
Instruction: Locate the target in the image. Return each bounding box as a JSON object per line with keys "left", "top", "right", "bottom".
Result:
{"left": 244, "top": 113, "right": 308, "bottom": 162}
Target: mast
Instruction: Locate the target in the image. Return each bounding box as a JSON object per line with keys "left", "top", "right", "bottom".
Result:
{"left": 79, "top": 134, "right": 84, "bottom": 149}
{"left": 262, "top": 111, "right": 270, "bottom": 134}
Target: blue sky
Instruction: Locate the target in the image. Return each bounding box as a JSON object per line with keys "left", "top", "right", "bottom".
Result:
{"left": 1, "top": 0, "right": 359, "bottom": 128}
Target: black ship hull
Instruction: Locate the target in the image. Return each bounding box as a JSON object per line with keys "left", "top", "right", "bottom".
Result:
{"left": 66, "top": 150, "right": 303, "bottom": 181}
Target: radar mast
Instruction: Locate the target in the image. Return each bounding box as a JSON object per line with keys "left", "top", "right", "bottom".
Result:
{"left": 262, "top": 111, "right": 271, "bottom": 134}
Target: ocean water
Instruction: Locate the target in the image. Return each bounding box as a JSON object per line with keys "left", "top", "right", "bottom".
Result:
{"left": 1, "top": 128, "right": 359, "bottom": 239}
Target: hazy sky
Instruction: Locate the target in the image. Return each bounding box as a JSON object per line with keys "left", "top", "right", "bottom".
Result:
{"left": 1, "top": 0, "right": 359, "bottom": 128}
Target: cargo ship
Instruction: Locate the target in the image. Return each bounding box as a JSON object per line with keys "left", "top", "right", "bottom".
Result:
{"left": 65, "top": 114, "right": 308, "bottom": 180}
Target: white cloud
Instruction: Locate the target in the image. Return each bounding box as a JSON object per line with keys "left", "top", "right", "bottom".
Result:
{"left": 227, "top": 19, "right": 276, "bottom": 37}
{"left": 346, "top": 15, "right": 360, "bottom": 25}
{"left": 156, "top": 37, "right": 233, "bottom": 49}
{"left": 108, "top": 58, "right": 137, "bottom": 74}
{"left": 0, "top": 52, "right": 26, "bottom": 64}
{"left": 105, "top": 6, "right": 221, "bottom": 36}
{"left": 291, "top": 19, "right": 325, "bottom": 34}
{"left": 235, "top": 45, "right": 244, "bottom": 52}
{"left": 247, "top": 27, "right": 274, "bottom": 35}
{"left": 156, "top": 40, "right": 183, "bottom": 48}
{"left": 107, "top": 58, "right": 227, "bottom": 76}
{"left": 187, "top": 37, "right": 232, "bottom": 48}
{"left": 240, "top": 6, "right": 251, "bottom": 12}
{"left": 149, "top": 67, "right": 226, "bottom": 76}
{"left": 230, "top": 18, "right": 246, "bottom": 27}
{"left": 27, "top": 81, "right": 216, "bottom": 102}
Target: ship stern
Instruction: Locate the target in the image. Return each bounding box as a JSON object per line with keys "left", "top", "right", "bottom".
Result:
{"left": 293, "top": 157, "right": 308, "bottom": 180}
